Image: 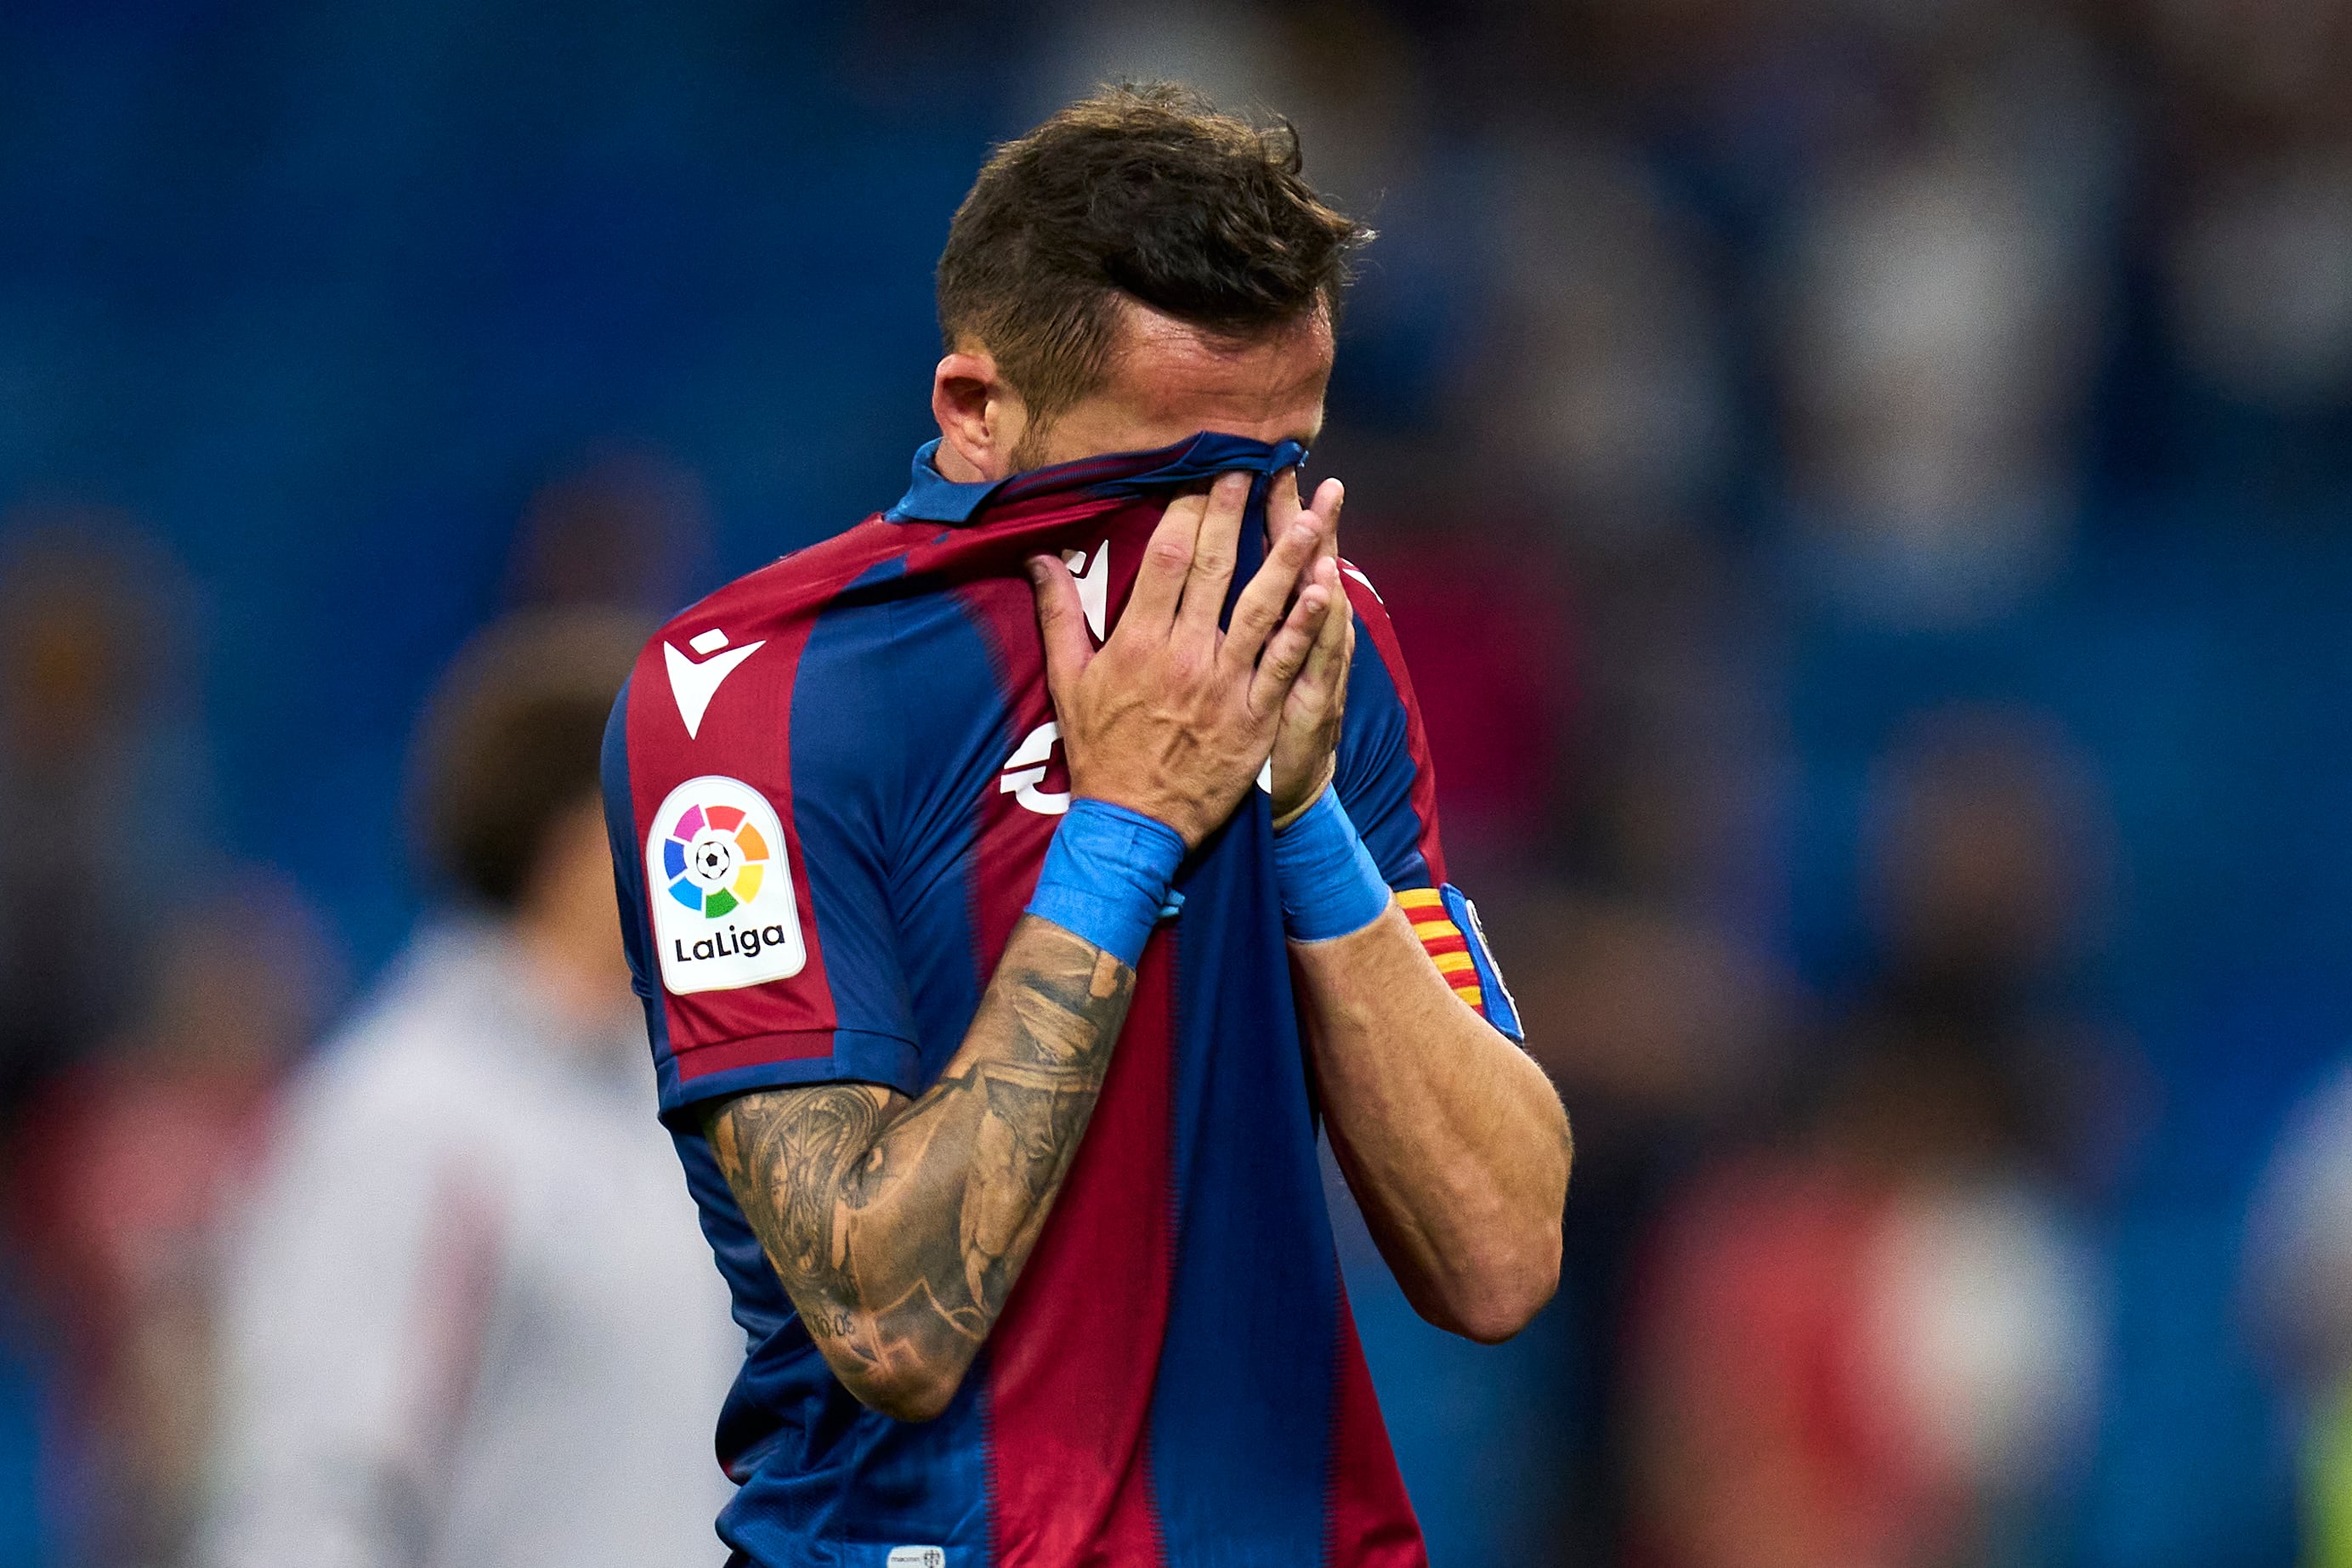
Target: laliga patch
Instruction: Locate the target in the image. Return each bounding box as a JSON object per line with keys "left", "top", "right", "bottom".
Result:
{"left": 646, "top": 775, "right": 806, "bottom": 994}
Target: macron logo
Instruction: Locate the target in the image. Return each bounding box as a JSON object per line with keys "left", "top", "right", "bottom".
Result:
{"left": 666, "top": 627, "right": 765, "bottom": 739}
{"left": 1063, "top": 541, "right": 1108, "bottom": 642}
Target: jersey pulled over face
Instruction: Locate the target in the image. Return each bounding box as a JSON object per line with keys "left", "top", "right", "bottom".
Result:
{"left": 603, "top": 433, "right": 1513, "bottom": 1568}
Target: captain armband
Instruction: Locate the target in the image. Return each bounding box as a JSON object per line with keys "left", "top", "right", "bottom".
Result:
{"left": 1397, "top": 886, "right": 1525, "bottom": 1042}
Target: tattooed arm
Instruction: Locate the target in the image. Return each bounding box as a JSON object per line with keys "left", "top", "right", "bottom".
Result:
{"left": 706, "top": 918, "right": 1134, "bottom": 1421}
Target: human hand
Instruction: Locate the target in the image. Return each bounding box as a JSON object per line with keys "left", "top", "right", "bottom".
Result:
{"left": 1263, "top": 470, "right": 1351, "bottom": 824}
{"left": 1029, "top": 471, "right": 1335, "bottom": 850}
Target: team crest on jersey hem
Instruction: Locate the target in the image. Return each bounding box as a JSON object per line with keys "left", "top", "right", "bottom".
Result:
{"left": 646, "top": 775, "right": 807, "bottom": 993}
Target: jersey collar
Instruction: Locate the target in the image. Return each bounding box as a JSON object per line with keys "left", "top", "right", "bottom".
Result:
{"left": 887, "top": 433, "right": 1310, "bottom": 524}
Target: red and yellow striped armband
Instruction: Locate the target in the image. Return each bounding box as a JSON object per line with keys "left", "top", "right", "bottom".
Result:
{"left": 1398, "top": 886, "right": 1484, "bottom": 1011}
{"left": 1397, "top": 884, "right": 1526, "bottom": 1041}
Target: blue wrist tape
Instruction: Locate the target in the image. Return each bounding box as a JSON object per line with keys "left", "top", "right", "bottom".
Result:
{"left": 1025, "top": 799, "right": 1187, "bottom": 968}
{"left": 1272, "top": 785, "right": 1392, "bottom": 942}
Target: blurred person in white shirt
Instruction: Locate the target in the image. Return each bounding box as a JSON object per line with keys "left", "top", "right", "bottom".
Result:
{"left": 201, "top": 610, "right": 738, "bottom": 1568}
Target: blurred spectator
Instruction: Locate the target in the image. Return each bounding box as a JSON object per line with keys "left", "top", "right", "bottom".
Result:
{"left": 1459, "top": 132, "right": 1736, "bottom": 546}
{"left": 1629, "top": 709, "right": 2116, "bottom": 1567}
{"left": 1848, "top": 707, "right": 2137, "bottom": 1193}
{"left": 2164, "top": 150, "right": 2352, "bottom": 413}
{"left": 201, "top": 611, "right": 737, "bottom": 1568}
{"left": 1629, "top": 1041, "right": 2105, "bottom": 1568}
{"left": 2150, "top": 0, "right": 2352, "bottom": 416}
{"left": 6, "top": 873, "right": 331, "bottom": 1567}
{"left": 503, "top": 450, "right": 713, "bottom": 619}
{"left": 1777, "top": 147, "right": 2105, "bottom": 626}
{"left": 0, "top": 512, "right": 213, "bottom": 1129}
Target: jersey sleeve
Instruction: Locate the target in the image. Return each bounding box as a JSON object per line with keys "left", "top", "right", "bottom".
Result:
{"left": 1332, "top": 563, "right": 1524, "bottom": 1041}
{"left": 605, "top": 597, "right": 925, "bottom": 1127}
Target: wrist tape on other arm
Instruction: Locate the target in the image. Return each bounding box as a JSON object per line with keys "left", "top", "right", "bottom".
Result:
{"left": 1272, "top": 784, "right": 1392, "bottom": 943}
{"left": 1025, "top": 799, "right": 1187, "bottom": 969}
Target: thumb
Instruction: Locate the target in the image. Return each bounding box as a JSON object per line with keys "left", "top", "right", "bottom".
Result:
{"left": 1029, "top": 555, "right": 1093, "bottom": 705}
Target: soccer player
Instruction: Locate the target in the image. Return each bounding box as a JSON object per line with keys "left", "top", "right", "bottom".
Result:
{"left": 604, "top": 85, "right": 1571, "bottom": 1566}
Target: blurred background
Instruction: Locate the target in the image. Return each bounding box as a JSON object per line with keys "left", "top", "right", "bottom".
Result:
{"left": 4, "top": 0, "right": 2352, "bottom": 1563}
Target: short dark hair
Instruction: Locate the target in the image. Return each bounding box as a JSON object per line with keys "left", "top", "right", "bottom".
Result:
{"left": 937, "top": 82, "right": 1372, "bottom": 424}
{"left": 410, "top": 609, "right": 648, "bottom": 910}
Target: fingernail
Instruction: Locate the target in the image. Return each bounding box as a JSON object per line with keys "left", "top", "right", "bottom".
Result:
{"left": 1025, "top": 557, "right": 1048, "bottom": 584}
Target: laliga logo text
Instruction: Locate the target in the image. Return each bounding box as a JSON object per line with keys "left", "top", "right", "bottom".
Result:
{"left": 671, "top": 920, "right": 796, "bottom": 965}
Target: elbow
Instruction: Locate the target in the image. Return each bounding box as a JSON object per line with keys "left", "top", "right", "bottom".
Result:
{"left": 1410, "top": 1111, "right": 1573, "bottom": 1344}
{"left": 1458, "top": 1288, "right": 1556, "bottom": 1345}
{"left": 1449, "top": 1111, "right": 1570, "bottom": 1344}
{"left": 1446, "top": 1228, "right": 1562, "bottom": 1344}
{"left": 1417, "top": 1211, "right": 1562, "bottom": 1344}
{"left": 853, "top": 1367, "right": 966, "bottom": 1424}
{"left": 831, "top": 1357, "right": 971, "bottom": 1424}
{"left": 866, "top": 1377, "right": 961, "bottom": 1424}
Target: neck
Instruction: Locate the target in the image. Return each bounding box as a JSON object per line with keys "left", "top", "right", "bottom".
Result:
{"left": 932, "top": 439, "right": 992, "bottom": 484}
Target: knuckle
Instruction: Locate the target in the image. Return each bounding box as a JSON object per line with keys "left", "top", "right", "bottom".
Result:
{"left": 1146, "top": 537, "right": 1193, "bottom": 573}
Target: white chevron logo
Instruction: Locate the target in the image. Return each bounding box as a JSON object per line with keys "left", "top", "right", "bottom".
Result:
{"left": 1062, "top": 541, "right": 1108, "bottom": 642}
{"left": 665, "top": 627, "right": 765, "bottom": 739}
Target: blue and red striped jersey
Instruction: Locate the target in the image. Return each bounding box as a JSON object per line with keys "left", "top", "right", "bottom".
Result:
{"left": 603, "top": 433, "right": 1515, "bottom": 1568}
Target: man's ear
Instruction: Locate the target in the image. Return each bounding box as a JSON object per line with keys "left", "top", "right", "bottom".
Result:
{"left": 932, "top": 348, "right": 1029, "bottom": 483}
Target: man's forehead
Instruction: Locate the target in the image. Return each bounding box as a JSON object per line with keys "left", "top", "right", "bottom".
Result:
{"left": 1104, "top": 300, "right": 1334, "bottom": 419}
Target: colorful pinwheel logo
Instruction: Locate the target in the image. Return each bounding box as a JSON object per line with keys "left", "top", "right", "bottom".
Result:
{"left": 662, "top": 801, "right": 770, "bottom": 919}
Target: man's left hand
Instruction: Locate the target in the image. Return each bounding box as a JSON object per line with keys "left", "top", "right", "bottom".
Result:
{"left": 1264, "top": 470, "right": 1351, "bottom": 824}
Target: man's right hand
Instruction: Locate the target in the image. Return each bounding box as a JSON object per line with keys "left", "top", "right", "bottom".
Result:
{"left": 1028, "top": 470, "right": 1335, "bottom": 850}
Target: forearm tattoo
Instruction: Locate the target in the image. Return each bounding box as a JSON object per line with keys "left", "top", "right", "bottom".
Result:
{"left": 706, "top": 917, "right": 1136, "bottom": 1408}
